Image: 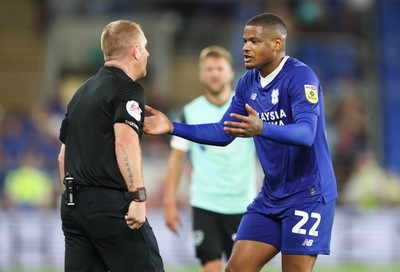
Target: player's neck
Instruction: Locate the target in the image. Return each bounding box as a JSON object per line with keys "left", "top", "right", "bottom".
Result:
{"left": 259, "top": 53, "right": 286, "bottom": 78}
{"left": 205, "top": 87, "right": 232, "bottom": 107}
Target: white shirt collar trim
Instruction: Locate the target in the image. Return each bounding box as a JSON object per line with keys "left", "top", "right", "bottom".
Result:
{"left": 259, "top": 56, "right": 289, "bottom": 88}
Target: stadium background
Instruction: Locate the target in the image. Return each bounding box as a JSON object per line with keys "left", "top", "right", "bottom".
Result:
{"left": 0, "top": 0, "right": 400, "bottom": 271}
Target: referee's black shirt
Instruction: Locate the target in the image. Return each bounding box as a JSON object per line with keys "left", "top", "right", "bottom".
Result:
{"left": 59, "top": 66, "right": 145, "bottom": 190}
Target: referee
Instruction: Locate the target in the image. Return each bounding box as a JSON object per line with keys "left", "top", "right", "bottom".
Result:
{"left": 58, "top": 20, "right": 164, "bottom": 272}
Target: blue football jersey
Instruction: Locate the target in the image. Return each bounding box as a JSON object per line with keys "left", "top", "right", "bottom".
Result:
{"left": 229, "top": 56, "right": 337, "bottom": 210}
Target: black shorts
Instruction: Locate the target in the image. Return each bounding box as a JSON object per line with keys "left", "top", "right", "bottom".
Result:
{"left": 192, "top": 207, "right": 243, "bottom": 264}
{"left": 61, "top": 187, "right": 164, "bottom": 272}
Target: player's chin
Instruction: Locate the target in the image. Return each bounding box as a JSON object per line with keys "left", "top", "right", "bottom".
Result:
{"left": 209, "top": 84, "right": 224, "bottom": 93}
{"left": 244, "top": 62, "right": 256, "bottom": 70}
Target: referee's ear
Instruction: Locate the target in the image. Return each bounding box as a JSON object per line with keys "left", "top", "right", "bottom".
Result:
{"left": 129, "top": 44, "right": 140, "bottom": 60}
{"left": 131, "top": 44, "right": 139, "bottom": 60}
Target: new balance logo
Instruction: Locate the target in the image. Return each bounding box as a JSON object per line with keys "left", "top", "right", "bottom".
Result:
{"left": 302, "top": 239, "right": 314, "bottom": 247}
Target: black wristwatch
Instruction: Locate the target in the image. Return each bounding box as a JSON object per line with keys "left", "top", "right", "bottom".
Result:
{"left": 126, "top": 187, "right": 147, "bottom": 202}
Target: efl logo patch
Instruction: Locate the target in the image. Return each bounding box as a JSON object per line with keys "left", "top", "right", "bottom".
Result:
{"left": 304, "top": 85, "right": 318, "bottom": 104}
{"left": 126, "top": 100, "right": 142, "bottom": 121}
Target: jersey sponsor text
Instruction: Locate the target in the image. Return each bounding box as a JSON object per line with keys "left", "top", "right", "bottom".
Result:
{"left": 259, "top": 109, "right": 287, "bottom": 125}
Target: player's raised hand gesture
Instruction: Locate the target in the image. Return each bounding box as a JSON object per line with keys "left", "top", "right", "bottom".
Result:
{"left": 223, "top": 103, "right": 263, "bottom": 137}
{"left": 143, "top": 105, "right": 173, "bottom": 135}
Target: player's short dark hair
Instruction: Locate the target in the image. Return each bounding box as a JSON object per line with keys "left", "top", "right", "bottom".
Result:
{"left": 246, "top": 13, "right": 287, "bottom": 38}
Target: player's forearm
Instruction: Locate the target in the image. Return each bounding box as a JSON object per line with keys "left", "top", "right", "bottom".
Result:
{"left": 164, "top": 149, "right": 185, "bottom": 205}
{"left": 261, "top": 112, "right": 318, "bottom": 146}
{"left": 172, "top": 121, "right": 234, "bottom": 146}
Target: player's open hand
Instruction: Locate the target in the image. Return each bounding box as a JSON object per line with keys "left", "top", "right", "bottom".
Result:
{"left": 143, "top": 105, "right": 173, "bottom": 135}
{"left": 223, "top": 103, "right": 263, "bottom": 137}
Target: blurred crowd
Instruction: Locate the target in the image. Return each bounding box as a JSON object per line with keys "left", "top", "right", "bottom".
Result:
{"left": 0, "top": 97, "right": 64, "bottom": 211}
{"left": 1, "top": 0, "right": 400, "bottom": 213}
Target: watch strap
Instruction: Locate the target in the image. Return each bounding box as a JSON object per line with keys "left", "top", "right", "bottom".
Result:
{"left": 126, "top": 187, "right": 147, "bottom": 202}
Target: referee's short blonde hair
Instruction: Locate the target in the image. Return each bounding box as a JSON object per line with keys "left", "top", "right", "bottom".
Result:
{"left": 101, "top": 20, "right": 142, "bottom": 61}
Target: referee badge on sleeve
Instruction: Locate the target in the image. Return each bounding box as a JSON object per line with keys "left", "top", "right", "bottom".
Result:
{"left": 304, "top": 85, "right": 318, "bottom": 104}
{"left": 126, "top": 100, "right": 142, "bottom": 121}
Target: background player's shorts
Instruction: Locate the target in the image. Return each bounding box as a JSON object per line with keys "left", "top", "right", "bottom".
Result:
{"left": 192, "top": 207, "right": 243, "bottom": 264}
{"left": 235, "top": 200, "right": 335, "bottom": 255}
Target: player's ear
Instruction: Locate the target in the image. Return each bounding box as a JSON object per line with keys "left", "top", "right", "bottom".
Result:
{"left": 274, "top": 37, "right": 283, "bottom": 51}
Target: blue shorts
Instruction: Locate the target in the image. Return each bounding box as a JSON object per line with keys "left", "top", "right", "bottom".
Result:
{"left": 235, "top": 200, "right": 335, "bottom": 255}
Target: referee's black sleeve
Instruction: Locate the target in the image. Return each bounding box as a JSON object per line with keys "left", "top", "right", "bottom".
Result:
{"left": 113, "top": 82, "right": 145, "bottom": 138}
{"left": 59, "top": 113, "right": 68, "bottom": 144}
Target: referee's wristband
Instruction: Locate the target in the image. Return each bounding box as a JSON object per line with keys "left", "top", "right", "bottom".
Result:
{"left": 126, "top": 187, "right": 147, "bottom": 202}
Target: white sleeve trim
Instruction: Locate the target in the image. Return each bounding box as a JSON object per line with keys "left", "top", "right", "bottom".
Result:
{"left": 170, "top": 135, "right": 190, "bottom": 152}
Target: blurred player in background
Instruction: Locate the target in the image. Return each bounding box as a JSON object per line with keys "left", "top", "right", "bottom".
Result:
{"left": 164, "top": 46, "right": 256, "bottom": 272}
{"left": 144, "top": 13, "right": 337, "bottom": 272}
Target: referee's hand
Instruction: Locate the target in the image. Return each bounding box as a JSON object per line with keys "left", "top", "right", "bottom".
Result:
{"left": 124, "top": 201, "right": 146, "bottom": 229}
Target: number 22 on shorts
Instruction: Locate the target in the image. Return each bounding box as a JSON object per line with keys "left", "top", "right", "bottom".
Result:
{"left": 292, "top": 210, "right": 321, "bottom": 236}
